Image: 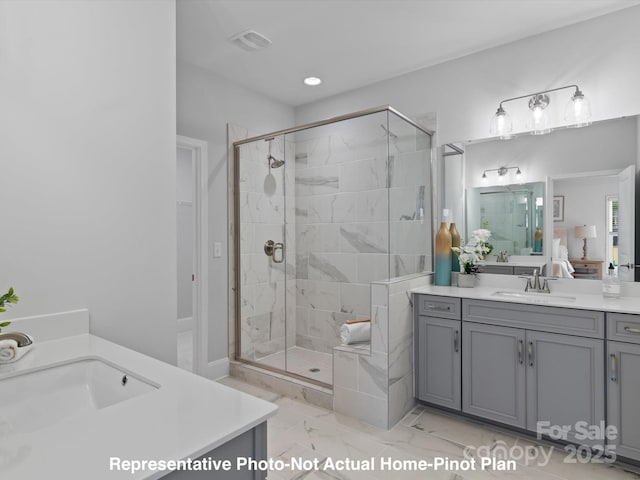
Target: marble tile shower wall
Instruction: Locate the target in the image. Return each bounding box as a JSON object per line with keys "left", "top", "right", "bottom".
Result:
{"left": 238, "top": 136, "right": 296, "bottom": 361}
{"left": 333, "top": 274, "right": 430, "bottom": 429}
{"left": 294, "top": 122, "right": 430, "bottom": 354}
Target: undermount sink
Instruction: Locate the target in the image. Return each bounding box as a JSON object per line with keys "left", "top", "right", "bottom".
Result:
{"left": 491, "top": 290, "right": 577, "bottom": 303}
{"left": 0, "top": 358, "right": 158, "bottom": 433}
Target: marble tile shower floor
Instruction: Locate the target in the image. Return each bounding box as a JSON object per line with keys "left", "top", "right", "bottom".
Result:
{"left": 256, "top": 346, "right": 333, "bottom": 385}
{"left": 218, "top": 376, "right": 640, "bottom": 480}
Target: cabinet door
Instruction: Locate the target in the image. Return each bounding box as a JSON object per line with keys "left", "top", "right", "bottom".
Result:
{"left": 525, "top": 331, "right": 604, "bottom": 445}
{"left": 608, "top": 341, "right": 640, "bottom": 461}
{"left": 416, "top": 316, "right": 461, "bottom": 410}
{"left": 462, "top": 322, "right": 526, "bottom": 427}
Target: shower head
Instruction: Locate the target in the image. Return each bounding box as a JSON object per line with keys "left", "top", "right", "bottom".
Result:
{"left": 268, "top": 155, "right": 285, "bottom": 169}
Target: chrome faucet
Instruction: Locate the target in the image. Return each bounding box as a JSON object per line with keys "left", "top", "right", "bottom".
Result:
{"left": 496, "top": 250, "right": 509, "bottom": 263}
{"left": 520, "top": 269, "right": 555, "bottom": 293}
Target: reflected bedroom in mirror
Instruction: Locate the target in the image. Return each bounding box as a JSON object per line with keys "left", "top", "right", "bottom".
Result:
{"left": 443, "top": 115, "right": 638, "bottom": 282}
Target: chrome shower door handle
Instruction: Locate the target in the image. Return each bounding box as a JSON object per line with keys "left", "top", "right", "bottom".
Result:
{"left": 264, "top": 240, "right": 285, "bottom": 263}
{"left": 273, "top": 242, "right": 284, "bottom": 263}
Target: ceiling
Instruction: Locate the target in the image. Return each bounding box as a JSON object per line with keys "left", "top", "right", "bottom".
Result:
{"left": 177, "top": 0, "right": 640, "bottom": 107}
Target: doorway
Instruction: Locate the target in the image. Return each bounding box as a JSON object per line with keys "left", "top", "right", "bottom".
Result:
{"left": 176, "top": 135, "right": 208, "bottom": 374}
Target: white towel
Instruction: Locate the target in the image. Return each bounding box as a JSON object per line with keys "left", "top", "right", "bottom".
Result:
{"left": 0, "top": 339, "right": 18, "bottom": 363}
{"left": 340, "top": 322, "right": 370, "bottom": 345}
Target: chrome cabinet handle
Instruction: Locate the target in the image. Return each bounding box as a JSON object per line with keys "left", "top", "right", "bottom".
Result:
{"left": 610, "top": 353, "right": 618, "bottom": 382}
{"left": 624, "top": 326, "right": 640, "bottom": 334}
{"left": 528, "top": 341, "right": 534, "bottom": 367}
{"left": 425, "top": 304, "right": 451, "bottom": 311}
{"left": 454, "top": 330, "right": 459, "bottom": 353}
{"left": 518, "top": 339, "right": 523, "bottom": 365}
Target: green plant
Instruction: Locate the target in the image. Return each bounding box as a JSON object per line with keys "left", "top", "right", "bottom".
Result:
{"left": 0, "top": 287, "right": 19, "bottom": 332}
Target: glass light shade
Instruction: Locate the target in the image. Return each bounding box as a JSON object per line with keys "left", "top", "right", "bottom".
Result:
{"left": 565, "top": 91, "right": 592, "bottom": 127}
{"left": 530, "top": 104, "right": 551, "bottom": 135}
{"left": 489, "top": 107, "right": 512, "bottom": 138}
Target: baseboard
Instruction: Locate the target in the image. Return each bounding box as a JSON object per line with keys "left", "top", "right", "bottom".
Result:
{"left": 177, "top": 316, "right": 194, "bottom": 333}
{"left": 201, "top": 356, "right": 229, "bottom": 380}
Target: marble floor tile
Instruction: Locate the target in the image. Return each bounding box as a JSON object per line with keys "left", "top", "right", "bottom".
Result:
{"left": 218, "top": 378, "right": 640, "bottom": 480}
{"left": 408, "top": 408, "right": 522, "bottom": 455}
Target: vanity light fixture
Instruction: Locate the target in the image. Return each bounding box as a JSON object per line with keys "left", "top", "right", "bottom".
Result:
{"left": 490, "top": 84, "right": 591, "bottom": 137}
{"left": 482, "top": 166, "right": 522, "bottom": 182}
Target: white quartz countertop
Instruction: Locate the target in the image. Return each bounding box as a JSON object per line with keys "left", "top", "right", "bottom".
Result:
{"left": 0, "top": 333, "right": 278, "bottom": 479}
{"left": 411, "top": 279, "right": 640, "bottom": 314}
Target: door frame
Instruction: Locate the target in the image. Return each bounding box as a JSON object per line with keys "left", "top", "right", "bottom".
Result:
{"left": 177, "top": 135, "right": 208, "bottom": 376}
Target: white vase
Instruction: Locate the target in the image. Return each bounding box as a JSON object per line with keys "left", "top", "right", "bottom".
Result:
{"left": 457, "top": 273, "right": 476, "bottom": 288}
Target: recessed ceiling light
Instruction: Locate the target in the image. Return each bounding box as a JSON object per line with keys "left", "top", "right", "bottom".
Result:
{"left": 303, "top": 76, "right": 322, "bottom": 86}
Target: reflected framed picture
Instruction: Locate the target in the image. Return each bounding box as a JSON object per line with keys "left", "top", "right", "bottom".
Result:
{"left": 553, "top": 195, "right": 564, "bottom": 222}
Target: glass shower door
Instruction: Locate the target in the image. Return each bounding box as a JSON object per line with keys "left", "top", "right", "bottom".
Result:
{"left": 236, "top": 136, "right": 288, "bottom": 371}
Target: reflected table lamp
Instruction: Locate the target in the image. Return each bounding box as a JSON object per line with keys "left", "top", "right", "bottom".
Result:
{"left": 574, "top": 225, "right": 597, "bottom": 260}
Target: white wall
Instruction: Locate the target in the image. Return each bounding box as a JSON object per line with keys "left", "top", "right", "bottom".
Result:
{"left": 295, "top": 6, "right": 640, "bottom": 145}
{"left": 0, "top": 1, "right": 177, "bottom": 363}
{"left": 177, "top": 62, "right": 294, "bottom": 364}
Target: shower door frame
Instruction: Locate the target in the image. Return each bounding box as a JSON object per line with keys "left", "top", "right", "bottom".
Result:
{"left": 232, "top": 105, "right": 434, "bottom": 387}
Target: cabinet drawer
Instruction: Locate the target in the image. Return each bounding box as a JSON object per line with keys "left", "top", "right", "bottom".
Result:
{"left": 513, "top": 265, "right": 546, "bottom": 276}
{"left": 463, "top": 299, "right": 604, "bottom": 338}
{"left": 417, "top": 295, "right": 461, "bottom": 320}
{"left": 607, "top": 313, "right": 640, "bottom": 345}
{"left": 477, "top": 265, "right": 513, "bottom": 275}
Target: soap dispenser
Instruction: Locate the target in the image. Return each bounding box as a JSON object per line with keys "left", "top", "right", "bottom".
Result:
{"left": 602, "top": 262, "right": 621, "bottom": 299}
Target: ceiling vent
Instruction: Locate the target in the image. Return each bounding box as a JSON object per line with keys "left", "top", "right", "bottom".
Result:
{"left": 228, "top": 30, "right": 272, "bottom": 51}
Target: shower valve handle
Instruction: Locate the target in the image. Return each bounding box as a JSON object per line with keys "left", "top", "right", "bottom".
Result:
{"left": 264, "top": 240, "right": 285, "bottom": 263}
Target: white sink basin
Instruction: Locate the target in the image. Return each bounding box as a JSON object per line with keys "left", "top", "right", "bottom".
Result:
{"left": 0, "top": 358, "right": 158, "bottom": 433}
{"left": 491, "top": 290, "right": 577, "bottom": 304}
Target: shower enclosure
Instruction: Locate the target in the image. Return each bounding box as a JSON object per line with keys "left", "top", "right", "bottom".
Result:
{"left": 233, "top": 106, "right": 433, "bottom": 388}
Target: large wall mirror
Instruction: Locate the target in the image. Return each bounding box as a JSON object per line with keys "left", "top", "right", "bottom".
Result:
{"left": 442, "top": 115, "right": 639, "bottom": 282}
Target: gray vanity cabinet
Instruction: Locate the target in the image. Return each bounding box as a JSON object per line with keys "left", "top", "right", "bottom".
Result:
{"left": 475, "top": 265, "right": 545, "bottom": 276}
{"left": 526, "top": 331, "right": 604, "bottom": 445}
{"left": 462, "top": 299, "right": 605, "bottom": 435}
{"left": 414, "top": 295, "right": 462, "bottom": 410}
{"left": 607, "top": 312, "right": 640, "bottom": 461}
{"left": 462, "top": 322, "right": 526, "bottom": 427}
{"left": 416, "top": 315, "right": 461, "bottom": 409}
{"left": 416, "top": 295, "right": 607, "bottom": 446}
{"left": 607, "top": 341, "right": 640, "bottom": 461}
{"left": 164, "top": 422, "right": 267, "bottom": 479}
